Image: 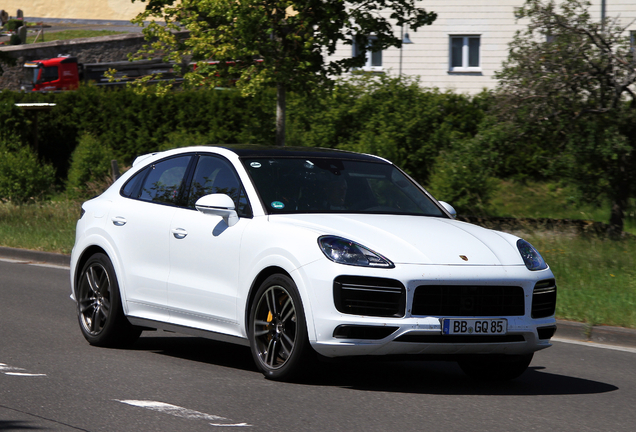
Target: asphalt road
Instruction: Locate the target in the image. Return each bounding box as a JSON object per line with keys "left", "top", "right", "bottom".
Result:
{"left": 1, "top": 259, "right": 635, "bottom": 432}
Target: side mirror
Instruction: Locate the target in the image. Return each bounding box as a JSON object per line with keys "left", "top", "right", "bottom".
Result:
{"left": 439, "top": 201, "right": 457, "bottom": 219}
{"left": 195, "top": 194, "right": 239, "bottom": 227}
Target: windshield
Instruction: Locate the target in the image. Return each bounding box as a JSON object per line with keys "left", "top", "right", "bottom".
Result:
{"left": 22, "top": 66, "right": 40, "bottom": 85}
{"left": 242, "top": 157, "right": 445, "bottom": 217}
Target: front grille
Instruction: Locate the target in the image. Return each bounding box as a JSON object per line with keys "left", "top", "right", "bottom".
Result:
{"left": 395, "top": 334, "right": 525, "bottom": 343}
{"left": 532, "top": 279, "right": 557, "bottom": 318}
{"left": 412, "top": 285, "right": 525, "bottom": 317}
{"left": 333, "top": 276, "right": 406, "bottom": 317}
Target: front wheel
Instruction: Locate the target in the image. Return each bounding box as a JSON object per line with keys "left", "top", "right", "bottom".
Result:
{"left": 457, "top": 353, "right": 534, "bottom": 381}
{"left": 76, "top": 253, "right": 141, "bottom": 347}
{"left": 248, "top": 274, "right": 313, "bottom": 381}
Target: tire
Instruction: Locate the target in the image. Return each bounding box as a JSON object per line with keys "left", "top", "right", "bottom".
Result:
{"left": 75, "top": 253, "right": 141, "bottom": 347}
{"left": 457, "top": 353, "right": 534, "bottom": 381}
{"left": 248, "top": 274, "right": 313, "bottom": 381}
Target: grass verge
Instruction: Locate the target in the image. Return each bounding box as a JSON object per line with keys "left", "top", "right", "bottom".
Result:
{"left": 0, "top": 200, "right": 80, "bottom": 255}
{"left": 26, "top": 30, "right": 126, "bottom": 44}
{"left": 526, "top": 232, "right": 636, "bottom": 329}
{"left": 491, "top": 180, "right": 636, "bottom": 235}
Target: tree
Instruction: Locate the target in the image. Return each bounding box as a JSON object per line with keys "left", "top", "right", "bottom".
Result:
{"left": 494, "top": 0, "right": 636, "bottom": 235}
{"left": 131, "top": 0, "right": 436, "bottom": 146}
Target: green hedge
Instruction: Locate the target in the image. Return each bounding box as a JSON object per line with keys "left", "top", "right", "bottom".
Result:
{"left": 0, "top": 137, "right": 56, "bottom": 203}
{"left": 2, "top": 86, "right": 277, "bottom": 182}
{"left": 1, "top": 81, "right": 491, "bottom": 207}
{"left": 287, "top": 74, "right": 486, "bottom": 186}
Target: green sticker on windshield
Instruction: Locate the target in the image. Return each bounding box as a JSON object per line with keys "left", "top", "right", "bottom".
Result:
{"left": 271, "top": 201, "right": 285, "bottom": 210}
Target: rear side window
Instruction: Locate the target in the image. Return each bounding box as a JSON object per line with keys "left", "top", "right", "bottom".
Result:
{"left": 121, "top": 155, "right": 191, "bottom": 205}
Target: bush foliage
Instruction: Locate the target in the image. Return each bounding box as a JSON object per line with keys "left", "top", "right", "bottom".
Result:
{"left": 1, "top": 81, "right": 493, "bottom": 211}
{"left": 0, "top": 138, "right": 56, "bottom": 203}
{"left": 66, "top": 133, "right": 116, "bottom": 198}
{"left": 288, "top": 74, "right": 486, "bottom": 186}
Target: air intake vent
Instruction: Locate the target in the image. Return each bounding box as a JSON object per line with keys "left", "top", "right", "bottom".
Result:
{"left": 412, "top": 285, "right": 525, "bottom": 317}
{"left": 333, "top": 276, "right": 406, "bottom": 317}
{"left": 532, "top": 279, "right": 557, "bottom": 318}
{"left": 333, "top": 325, "right": 399, "bottom": 340}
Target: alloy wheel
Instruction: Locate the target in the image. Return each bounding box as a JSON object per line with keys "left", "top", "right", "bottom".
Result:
{"left": 252, "top": 284, "right": 298, "bottom": 370}
{"left": 77, "top": 262, "right": 112, "bottom": 336}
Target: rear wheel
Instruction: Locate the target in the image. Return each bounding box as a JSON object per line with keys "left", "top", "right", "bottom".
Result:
{"left": 76, "top": 253, "right": 141, "bottom": 347}
{"left": 457, "top": 353, "right": 534, "bottom": 381}
{"left": 248, "top": 274, "right": 313, "bottom": 381}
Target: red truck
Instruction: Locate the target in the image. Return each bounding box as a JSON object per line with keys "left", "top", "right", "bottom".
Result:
{"left": 21, "top": 55, "right": 181, "bottom": 91}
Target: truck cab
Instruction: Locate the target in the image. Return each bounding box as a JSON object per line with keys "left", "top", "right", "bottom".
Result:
{"left": 21, "top": 56, "right": 80, "bottom": 91}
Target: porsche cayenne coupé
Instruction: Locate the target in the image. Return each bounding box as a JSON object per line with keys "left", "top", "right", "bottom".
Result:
{"left": 70, "top": 145, "right": 557, "bottom": 381}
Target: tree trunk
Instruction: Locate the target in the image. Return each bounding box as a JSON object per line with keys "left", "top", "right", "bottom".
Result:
{"left": 608, "top": 197, "right": 626, "bottom": 238}
{"left": 276, "top": 83, "right": 286, "bottom": 147}
{"left": 608, "top": 146, "right": 633, "bottom": 238}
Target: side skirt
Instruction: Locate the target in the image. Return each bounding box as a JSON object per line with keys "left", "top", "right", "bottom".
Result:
{"left": 128, "top": 317, "right": 251, "bottom": 347}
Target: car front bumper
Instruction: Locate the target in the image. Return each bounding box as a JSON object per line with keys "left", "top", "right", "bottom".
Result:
{"left": 296, "top": 259, "right": 557, "bottom": 358}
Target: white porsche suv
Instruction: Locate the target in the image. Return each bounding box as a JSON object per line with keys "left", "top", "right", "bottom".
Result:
{"left": 70, "top": 145, "right": 557, "bottom": 381}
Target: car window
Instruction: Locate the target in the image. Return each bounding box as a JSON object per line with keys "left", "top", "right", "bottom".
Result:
{"left": 242, "top": 157, "right": 445, "bottom": 216}
{"left": 137, "top": 155, "right": 191, "bottom": 205}
{"left": 121, "top": 166, "right": 148, "bottom": 199}
{"left": 186, "top": 155, "right": 252, "bottom": 217}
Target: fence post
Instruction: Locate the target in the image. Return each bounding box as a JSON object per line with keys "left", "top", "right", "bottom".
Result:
{"left": 111, "top": 160, "right": 120, "bottom": 182}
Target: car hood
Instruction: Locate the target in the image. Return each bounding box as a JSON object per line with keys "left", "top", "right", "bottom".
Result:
{"left": 269, "top": 214, "right": 524, "bottom": 266}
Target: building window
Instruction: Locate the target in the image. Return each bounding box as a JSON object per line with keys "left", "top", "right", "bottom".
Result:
{"left": 353, "top": 36, "right": 383, "bottom": 71}
{"left": 449, "top": 35, "right": 480, "bottom": 72}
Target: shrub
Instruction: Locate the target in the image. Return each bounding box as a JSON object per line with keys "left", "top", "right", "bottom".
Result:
{"left": 5, "top": 19, "right": 25, "bottom": 32}
{"left": 66, "top": 133, "right": 116, "bottom": 197}
{"left": 288, "top": 75, "right": 485, "bottom": 185}
{"left": 0, "top": 138, "right": 56, "bottom": 203}
{"left": 0, "top": 92, "right": 28, "bottom": 141}
{"left": 9, "top": 33, "right": 21, "bottom": 45}
{"left": 427, "top": 137, "right": 498, "bottom": 216}
{"left": 3, "top": 86, "right": 277, "bottom": 181}
{"left": 158, "top": 130, "right": 210, "bottom": 151}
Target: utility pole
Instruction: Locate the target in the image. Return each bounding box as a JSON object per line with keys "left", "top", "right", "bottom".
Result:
{"left": 601, "top": 0, "right": 606, "bottom": 32}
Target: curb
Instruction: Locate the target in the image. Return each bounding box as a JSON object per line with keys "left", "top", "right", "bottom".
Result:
{"left": 556, "top": 320, "right": 636, "bottom": 349}
{"left": 0, "top": 245, "right": 71, "bottom": 267}
{"left": 1, "top": 246, "right": 635, "bottom": 349}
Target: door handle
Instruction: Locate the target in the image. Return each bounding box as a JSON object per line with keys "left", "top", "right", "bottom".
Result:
{"left": 111, "top": 216, "right": 127, "bottom": 226}
{"left": 171, "top": 228, "right": 188, "bottom": 239}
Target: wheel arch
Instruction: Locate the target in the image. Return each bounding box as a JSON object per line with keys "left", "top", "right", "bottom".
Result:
{"left": 73, "top": 245, "right": 109, "bottom": 297}
{"left": 244, "top": 266, "right": 292, "bottom": 332}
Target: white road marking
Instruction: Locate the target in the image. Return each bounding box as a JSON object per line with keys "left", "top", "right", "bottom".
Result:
{"left": 0, "top": 257, "right": 70, "bottom": 270}
{"left": 116, "top": 400, "right": 251, "bottom": 427}
{"left": 0, "top": 363, "right": 24, "bottom": 372}
{"left": 31, "top": 263, "right": 71, "bottom": 270}
{"left": 0, "top": 362, "right": 47, "bottom": 377}
{"left": 0, "top": 258, "right": 29, "bottom": 264}
{"left": 552, "top": 337, "right": 636, "bottom": 354}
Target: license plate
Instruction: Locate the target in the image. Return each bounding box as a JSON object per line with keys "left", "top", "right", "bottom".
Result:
{"left": 442, "top": 319, "right": 507, "bottom": 335}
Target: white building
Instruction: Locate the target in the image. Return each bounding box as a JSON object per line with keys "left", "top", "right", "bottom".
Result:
{"left": 330, "top": 0, "right": 636, "bottom": 94}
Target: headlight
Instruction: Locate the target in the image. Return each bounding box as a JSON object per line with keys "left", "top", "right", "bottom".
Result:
{"left": 517, "top": 239, "right": 548, "bottom": 271}
{"left": 318, "top": 236, "right": 394, "bottom": 268}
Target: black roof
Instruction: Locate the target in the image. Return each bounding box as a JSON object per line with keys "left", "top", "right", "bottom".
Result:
{"left": 217, "top": 145, "right": 388, "bottom": 163}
